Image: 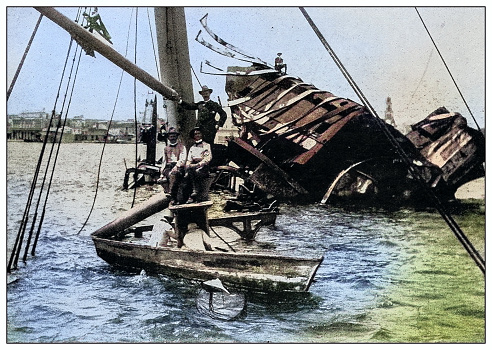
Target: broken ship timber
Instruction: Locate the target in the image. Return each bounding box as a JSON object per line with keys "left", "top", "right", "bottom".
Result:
{"left": 222, "top": 67, "right": 485, "bottom": 205}
{"left": 195, "top": 11, "right": 484, "bottom": 206}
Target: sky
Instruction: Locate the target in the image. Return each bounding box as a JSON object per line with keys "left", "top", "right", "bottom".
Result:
{"left": 4, "top": 2, "right": 486, "bottom": 131}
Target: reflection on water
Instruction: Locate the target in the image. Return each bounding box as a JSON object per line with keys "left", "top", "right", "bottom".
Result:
{"left": 6, "top": 142, "right": 485, "bottom": 343}
{"left": 196, "top": 289, "right": 246, "bottom": 321}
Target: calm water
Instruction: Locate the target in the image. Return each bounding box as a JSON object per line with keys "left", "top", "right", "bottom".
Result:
{"left": 6, "top": 142, "right": 485, "bottom": 343}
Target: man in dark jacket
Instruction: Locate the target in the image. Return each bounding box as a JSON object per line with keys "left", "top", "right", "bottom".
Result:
{"left": 178, "top": 85, "right": 227, "bottom": 145}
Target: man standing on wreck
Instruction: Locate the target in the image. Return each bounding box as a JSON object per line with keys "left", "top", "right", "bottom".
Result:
{"left": 177, "top": 86, "right": 227, "bottom": 145}
{"left": 275, "top": 52, "right": 287, "bottom": 74}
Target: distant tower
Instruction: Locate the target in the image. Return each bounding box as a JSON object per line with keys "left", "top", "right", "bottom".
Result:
{"left": 384, "top": 97, "right": 397, "bottom": 128}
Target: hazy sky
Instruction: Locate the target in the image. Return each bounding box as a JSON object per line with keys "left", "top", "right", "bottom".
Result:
{"left": 5, "top": 3, "right": 486, "bottom": 130}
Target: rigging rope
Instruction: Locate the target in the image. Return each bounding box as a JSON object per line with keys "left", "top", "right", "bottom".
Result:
{"left": 30, "top": 41, "right": 85, "bottom": 256}
{"left": 77, "top": 8, "right": 136, "bottom": 234}
{"left": 131, "top": 7, "right": 139, "bottom": 208}
{"left": 147, "top": 8, "right": 161, "bottom": 82}
{"left": 410, "top": 48, "right": 434, "bottom": 101}
{"left": 7, "top": 112, "right": 56, "bottom": 272}
{"left": 8, "top": 9, "right": 83, "bottom": 272}
{"left": 7, "top": 13, "right": 43, "bottom": 101}
{"left": 299, "top": 7, "right": 485, "bottom": 274}
{"left": 415, "top": 7, "right": 482, "bottom": 132}
{"left": 191, "top": 65, "right": 203, "bottom": 88}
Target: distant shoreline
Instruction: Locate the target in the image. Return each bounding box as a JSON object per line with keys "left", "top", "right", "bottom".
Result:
{"left": 7, "top": 140, "right": 485, "bottom": 200}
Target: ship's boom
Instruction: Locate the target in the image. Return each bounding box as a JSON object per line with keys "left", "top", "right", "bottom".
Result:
{"left": 35, "top": 7, "right": 179, "bottom": 101}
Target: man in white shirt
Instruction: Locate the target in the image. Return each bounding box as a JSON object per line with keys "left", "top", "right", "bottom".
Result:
{"left": 185, "top": 127, "right": 212, "bottom": 203}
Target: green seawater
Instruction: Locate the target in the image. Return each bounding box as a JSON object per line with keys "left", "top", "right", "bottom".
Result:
{"left": 302, "top": 201, "right": 485, "bottom": 343}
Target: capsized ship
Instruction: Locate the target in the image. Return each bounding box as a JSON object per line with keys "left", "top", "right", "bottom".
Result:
{"left": 33, "top": 7, "right": 485, "bottom": 209}
{"left": 220, "top": 65, "right": 484, "bottom": 205}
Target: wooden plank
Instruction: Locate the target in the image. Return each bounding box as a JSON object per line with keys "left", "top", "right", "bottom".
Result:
{"left": 293, "top": 109, "right": 360, "bottom": 165}
{"left": 229, "top": 137, "right": 308, "bottom": 195}
{"left": 265, "top": 95, "right": 342, "bottom": 135}
{"left": 169, "top": 201, "right": 213, "bottom": 211}
{"left": 249, "top": 89, "right": 322, "bottom": 123}
{"left": 282, "top": 101, "right": 360, "bottom": 138}
{"left": 209, "top": 212, "right": 277, "bottom": 240}
{"left": 91, "top": 192, "right": 171, "bottom": 238}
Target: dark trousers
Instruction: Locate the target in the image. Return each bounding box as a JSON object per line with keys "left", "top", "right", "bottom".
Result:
{"left": 187, "top": 164, "right": 210, "bottom": 202}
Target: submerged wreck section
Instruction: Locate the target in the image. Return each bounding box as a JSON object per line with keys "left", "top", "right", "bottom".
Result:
{"left": 222, "top": 66, "right": 484, "bottom": 205}
{"left": 406, "top": 107, "right": 485, "bottom": 199}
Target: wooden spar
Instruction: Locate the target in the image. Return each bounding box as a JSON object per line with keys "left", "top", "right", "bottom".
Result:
{"left": 91, "top": 192, "right": 171, "bottom": 238}
{"left": 154, "top": 7, "right": 195, "bottom": 135}
{"left": 34, "top": 7, "right": 179, "bottom": 101}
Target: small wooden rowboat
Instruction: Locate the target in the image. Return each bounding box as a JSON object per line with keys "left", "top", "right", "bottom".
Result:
{"left": 91, "top": 193, "right": 324, "bottom": 293}
{"left": 92, "top": 231, "right": 323, "bottom": 293}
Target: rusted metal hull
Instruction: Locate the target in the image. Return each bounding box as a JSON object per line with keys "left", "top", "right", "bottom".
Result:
{"left": 92, "top": 234, "right": 323, "bottom": 293}
{"left": 224, "top": 67, "right": 484, "bottom": 204}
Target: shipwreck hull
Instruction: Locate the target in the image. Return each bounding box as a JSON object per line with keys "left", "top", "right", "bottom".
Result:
{"left": 406, "top": 107, "right": 485, "bottom": 198}
{"left": 224, "top": 67, "right": 451, "bottom": 204}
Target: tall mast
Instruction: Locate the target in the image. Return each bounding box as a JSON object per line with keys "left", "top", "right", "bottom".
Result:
{"left": 154, "top": 7, "right": 195, "bottom": 144}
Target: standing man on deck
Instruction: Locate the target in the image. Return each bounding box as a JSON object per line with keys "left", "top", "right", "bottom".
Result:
{"left": 177, "top": 86, "right": 227, "bottom": 145}
{"left": 275, "top": 52, "right": 287, "bottom": 74}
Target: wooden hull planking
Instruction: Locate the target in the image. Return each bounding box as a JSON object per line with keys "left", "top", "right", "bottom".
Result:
{"left": 92, "top": 235, "right": 323, "bottom": 293}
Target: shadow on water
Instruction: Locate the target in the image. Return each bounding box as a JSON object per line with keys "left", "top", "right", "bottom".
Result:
{"left": 244, "top": 289, "right": 323, "bottom": 314}
{"left": 103, "top": 264, "right": 324, "bottom": 321}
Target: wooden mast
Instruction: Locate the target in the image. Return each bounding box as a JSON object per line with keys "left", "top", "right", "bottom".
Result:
{"left": 154, "top": 7, "right": 196, "bottom": 146}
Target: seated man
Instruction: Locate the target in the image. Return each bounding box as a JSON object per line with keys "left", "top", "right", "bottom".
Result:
{"left": 185, "top": 127, "right": 212, "bottom": 203}
{"left": 159, "top": 127, "right": 187, "bottom": 204}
